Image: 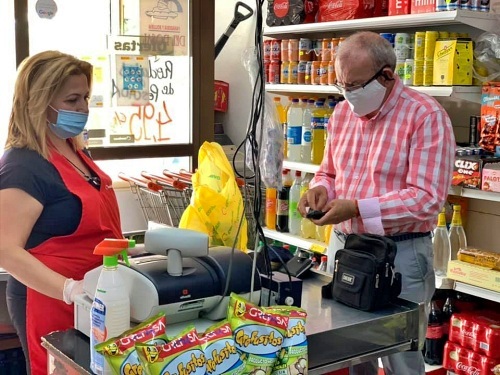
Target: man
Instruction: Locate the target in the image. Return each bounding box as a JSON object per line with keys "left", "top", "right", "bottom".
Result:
{"left": 298, "top": 31, "right": 456, "bottom": 375}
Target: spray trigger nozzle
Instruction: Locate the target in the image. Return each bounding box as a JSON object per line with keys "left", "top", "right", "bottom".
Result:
{"left": 94, "top": 238, "right": 136, "bottom": 267}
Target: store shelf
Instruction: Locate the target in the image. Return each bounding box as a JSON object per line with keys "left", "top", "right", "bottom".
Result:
{"left": 266, "top": 84, "right": 482, "bottom": 102}
{"left": 263, "top": 10, "right": 500, "bottom": 37}
{"left": 449, "top": 186, "right": 500, "bottom": 202}
{"left": 283, "top": 160, "right": 320, "bottom": 174}
{"left": 263, "top": 227, "right": 327, "bottom": 254}
{"left": 436, "top": 275, "right": 455, "bottom": 289}
{"left": 0, "top": 268, "right": 8, "bottom": 282}
{"left": 454, "top": 281, "right": 500, "bottom": 303}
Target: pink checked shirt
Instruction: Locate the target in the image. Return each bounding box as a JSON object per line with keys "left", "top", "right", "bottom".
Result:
{"left": 310, "top": 76, "right": 456, "bottom": 236}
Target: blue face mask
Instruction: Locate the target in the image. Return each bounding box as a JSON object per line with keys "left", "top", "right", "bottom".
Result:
{"left": 48, "top": 105, "right": 89, "bottom": 139}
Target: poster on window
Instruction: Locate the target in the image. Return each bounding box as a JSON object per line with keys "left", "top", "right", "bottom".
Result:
{"left": 110, "top": 54, "right": 191, "bottom": 145}
{"left": 139, "top": 0, "right": 189, "bottom": 56}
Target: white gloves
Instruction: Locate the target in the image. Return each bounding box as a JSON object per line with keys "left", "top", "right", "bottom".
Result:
{"left": 63, "top": 278, "right": 84, "bottom": 305}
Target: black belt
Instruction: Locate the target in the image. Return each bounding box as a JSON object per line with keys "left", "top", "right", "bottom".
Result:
{"left": 335, "top": 230, "right": 431, "bottom": 243}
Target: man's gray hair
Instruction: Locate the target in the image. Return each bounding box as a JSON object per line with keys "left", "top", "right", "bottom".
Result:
{"left": 337, "top": 31, "right": 397, "bottom": 71}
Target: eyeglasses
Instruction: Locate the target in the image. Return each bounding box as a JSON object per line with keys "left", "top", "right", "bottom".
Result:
{"left": 333, "top": 65, "right": 388, "bottom": 93}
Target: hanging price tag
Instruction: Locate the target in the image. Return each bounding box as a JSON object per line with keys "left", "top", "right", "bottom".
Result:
{"left": 309, "top": 243, "right": 326, "bottom": 254}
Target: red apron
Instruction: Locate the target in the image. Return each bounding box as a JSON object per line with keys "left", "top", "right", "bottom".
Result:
{"left": 27, "top": 149, "right": 122, "bottom": 375}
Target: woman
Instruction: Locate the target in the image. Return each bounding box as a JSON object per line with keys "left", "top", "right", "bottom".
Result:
{"left": 0, "top": 51, "right": 123, "bottom": 374}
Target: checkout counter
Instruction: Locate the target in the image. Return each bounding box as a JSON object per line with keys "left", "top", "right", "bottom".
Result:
{"left": 42, "top": 275, "right": 423, "bottom": 374}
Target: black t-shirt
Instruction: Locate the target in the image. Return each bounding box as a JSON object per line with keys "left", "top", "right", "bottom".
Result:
{"left": 0, "top": 147, "right": 82, "bottom": 297}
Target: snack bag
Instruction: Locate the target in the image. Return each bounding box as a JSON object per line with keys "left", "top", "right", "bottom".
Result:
{"left": 200, "top": 320, "right": 245, "bottom": 375}
{"left": 227, "top": 293, "right": 289, "bottom": 375}
{"left": 95, "top": 312, "right": 168, "bottom": 375}
{"left": 136, "top": 326, "right": 206, "bottom": 375}
{"left": 265, "top": 307, "right": 308, "bottom": 375}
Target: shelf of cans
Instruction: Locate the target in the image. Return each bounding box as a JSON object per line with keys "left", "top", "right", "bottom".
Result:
{"left": 263, "top": 29, "right": 488, "bottom": 98}
{"left": 263, "top": 9, "right": 499, "bottom": 37}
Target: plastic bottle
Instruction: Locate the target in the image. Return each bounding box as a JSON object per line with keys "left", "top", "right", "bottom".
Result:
{"left": 433, "top": 208, "right": 451, "bottom": 277}
{"left": 288, "top": 171, "right": 302, "bottom": 235}
{"left": 301, "top": 99, "right": 315, "bottom": 163}
{"left": 265, "top": 187, "right": 277, "bottom": 230}
{"left": 318, "top": 255, "right": 328, "bottom": 272}
{"left": 286, "top": 98, "right": 303, "bottom": 162}
{"left": 276, "top": 169, "right": 292, "bottom": 232}
{"left": 300, "top": 175, "right": 316, "bottom": 239}
{"left": 90, "top": 238, "right": 134, "bottom": 375}
{"left": 448, "top": 205, "right": 467, "bottom": 260}
{"left": 274, "top": 97, "right": 288, "bottom": 160}
{"left": 442, "top": 295, "right": 458, "bottom": 342}
{"left": 424, "top": 300, "right": 444, "bottom": 365}
{"left": 311, "top": 100, "right": 327, "bottom": 164}
{"left": 315, "top": 225, "right": 326, "bottom": 242}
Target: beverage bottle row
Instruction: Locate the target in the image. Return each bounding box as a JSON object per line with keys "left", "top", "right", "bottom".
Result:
{"left": 433, "top": 204, "right": 467, "bottom": 276}
{"left": 265, "top": 170, "right": 329, "bottom": 242}
{"left": 274, "top": 96, "right": 336, "bottom": 165}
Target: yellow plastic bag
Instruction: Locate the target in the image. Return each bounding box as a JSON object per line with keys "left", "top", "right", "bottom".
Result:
{"left": 179, "top": 142, "right": 248, "bottom": 251}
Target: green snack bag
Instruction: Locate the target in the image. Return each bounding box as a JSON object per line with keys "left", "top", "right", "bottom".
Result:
{"left": 200, "top": 320, "right": 245, "bottom": 375}
{"left": 227, "top": 293, "right": 289, "bottom": 375}
{"left": 95, "top": 312, "right": 168, "bottom": 375}
{"left": 136, "top": 325, "right": 206, "bottom": 375}
{"left": 265, "top": 306, "right": 308, "bottom": 375}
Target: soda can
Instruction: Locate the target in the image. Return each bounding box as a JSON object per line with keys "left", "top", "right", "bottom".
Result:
{"left": 269, "top": 61, "right": 280, "bottom": 84}
{"left": 280, "top": 61, "right": 290, "bottom": 84}
{"left": 281, "top": 39, "right": 289, "bottom": 62}
{"left": 447, "top": 0, "right": 459, "bottom": 10}
{"left": 479, "top": 0, "right": 489, "bottom": 11}
{"left": 299, "top": 38, "right": 312, "bottom": 61}
{"left": 305, "top": 61, "right": 313, "bottom": 85}
{"left": 288, "top": 61, "right": 298, "bottom": 84}
{"left": 404, "top": 59, "right": 414, "bottom": 86}
{"left": 328, "top": 60, "right": 336, "bottom": 85}
{"left": 380, "top": 33, "right": 395, "bottom": 47}
{"left": 460, "top": 0, "right": 471, "bottom": 9}
{"left": 297, "top": 61, "right": 307, "bottom": 84}
{"left": 470, "top": 0, "right": 480, "bottom": 10}
{"left": 436, "top": 0, "right": 447, "bottom": 11}
{"left": 321, "top": 38, "right": 332, "bottom": 62}
{"left": 271, "top": 39, "right": 281, "bottom": 62}
{"left": 331, "top": 38, "right": 341, "bottom": 61}
{"left": 413, "top": 59, "right": 424, "bottom": 86}
{"left": 263, "top": 40, "right": 271, "bottom": 60}
{"left": 395, "top": 60, "right": 406, "bottom": 81}
{"left": 320, "top": 61, "right": 329, "bottom": 85}
{"left": 414, "top": 32, "right": 426, "bottom": 60}
{"left": 264, "top": 59, "right": 271, "bottom": 83}
{"left": 311, "top": 61, "right": 321, "bottom": 85}
{"left": 288, "top": 39, "right": 299, "bottom": 61}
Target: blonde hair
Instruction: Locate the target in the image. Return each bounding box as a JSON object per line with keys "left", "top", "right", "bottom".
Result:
{"left": 5, "top": 50, "right": 93, "bottom": 159}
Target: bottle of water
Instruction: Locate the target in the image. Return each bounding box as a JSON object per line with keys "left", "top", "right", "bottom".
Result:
{"left": 449, "top": 205, "right": 467, "bottom": 260}
{"left": 288, "top": 171, "right": 302, "bottom": 235}
{"left": 286, "top": 98, "right": 303, "bottom": 162}
{"left": 301, "top": 99, "right": 314, "bottom": 163}
{"left": 433, "top": 208, "right": 451, "bottom": 276}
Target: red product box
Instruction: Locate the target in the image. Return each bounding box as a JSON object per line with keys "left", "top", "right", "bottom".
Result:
{"left": 452, "top": 156, "right": 500, "bottom": 189}
{"left": 214, "top": 80, "right": 229, "bottom": 113}
{"left": 411, "top": 0, "right": 436, "bottom": 13}
{"left": 448, "top": 311, "right": 500, "bottom": 359}
{"left": 317, "top": 0, "right": 375, "bottom": 22}
{"left": 388, "top": 0, "right": 411, "bottom": 15}
{"left": 373, "top": 0, "right": 389, "bottom": 16}
{"left": 443, "top": 341, "right": 500, "bottom": 375}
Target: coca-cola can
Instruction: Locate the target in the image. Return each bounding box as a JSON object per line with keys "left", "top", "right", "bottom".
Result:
{"left": 263, "top": 40, "right": 271, "bottom": 60}
{"left": 271, "top": 39, "right": 281, "bottom": 62}
{"left": 269, "top": 61, "right": 280, "bottom": 84}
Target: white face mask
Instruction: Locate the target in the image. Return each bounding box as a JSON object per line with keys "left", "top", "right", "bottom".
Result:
{"left": 343, "top": 79, "right": 387, "bottom": 117}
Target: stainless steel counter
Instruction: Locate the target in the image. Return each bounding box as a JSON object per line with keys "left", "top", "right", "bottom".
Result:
{"left": 301, "top": 274, "right": 424, "bottom": 374}
{"left": 42, "top": 274, "right": 424, "bottom": 374}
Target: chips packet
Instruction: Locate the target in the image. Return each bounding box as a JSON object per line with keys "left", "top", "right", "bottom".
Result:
{"left": 200, "top": 320, "right": 245, "bottom": 375}
{"left": 265, "top": 306, "right": 308, "bottom": 375}
{"left": 136, "top": 325, "right": 206, "bottom": 375}
{"left": 227, "top": 293, "right": 289, "bottom": 375}
{"left": 95, "top": 312, "right": 168, "bottom": 375}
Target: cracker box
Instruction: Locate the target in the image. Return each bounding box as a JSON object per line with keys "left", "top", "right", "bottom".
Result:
{"left": 433, "top": 39, "right": 473, "bottom": 86}
{"left": 214, "top": 80, "right": 229, "bottom": 112}
{"left": 388, "top": 0, "right": 411, "bottom": 15}
{"left": 411, "top": 0, "right": 436, "bottom": 13}
{"left": 452, "top": 156, "right": 500, "bottom": 189}
{"left": 482, "top": 163, "right": 500, "bottom": 192}
{"left": 447, "top": 260, "right": 500, "bottom": 293}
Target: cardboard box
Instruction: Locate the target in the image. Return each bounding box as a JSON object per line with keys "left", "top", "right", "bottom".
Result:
{"left": 447, "top": 260, "right": 500, "bottom": 293}
{"left": 411, "top": 0, "right": 436, "bottom": 13}
{"left": 433, "top": 39, "right": 473, "bottom": 86}
{"left": 479, "top": 83, "right": 500, "bottom": 153}
{"left": 214, "top": 80, "right": 229, "bottom": 112}
{"left": 388, "top": 0, "right": 411, "bottom": 15}
{"left": 452, "top": 156, "right": 500, "bottom": 189}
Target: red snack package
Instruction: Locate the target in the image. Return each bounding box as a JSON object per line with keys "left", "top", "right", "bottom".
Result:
{"left": 317, "top": 0, "right": 374, "bottom": 22}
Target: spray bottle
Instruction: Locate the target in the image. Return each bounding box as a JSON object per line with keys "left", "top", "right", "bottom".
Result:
{"left": 90, "top": 238, "right": 135, "bottom": 375}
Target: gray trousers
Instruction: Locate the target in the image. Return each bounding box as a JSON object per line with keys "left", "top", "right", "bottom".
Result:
{"left": 328, "top": 232, "right": 435, "bottom": 375}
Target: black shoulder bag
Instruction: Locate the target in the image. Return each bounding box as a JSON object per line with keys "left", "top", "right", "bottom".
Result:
{"left": 322, "top": 233, "right": 402, "bottom": 311}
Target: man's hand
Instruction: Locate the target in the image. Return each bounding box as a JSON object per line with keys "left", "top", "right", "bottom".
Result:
{"left": 298, "top": 186, "right": 328, "bottom": 218}
{"left": 313, "top": 199, "right": 358, "bottom": 226}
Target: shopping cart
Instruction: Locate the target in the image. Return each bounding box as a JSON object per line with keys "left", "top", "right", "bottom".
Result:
{"left": 118, "top": 172, "right": 191, "bottom": 228}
